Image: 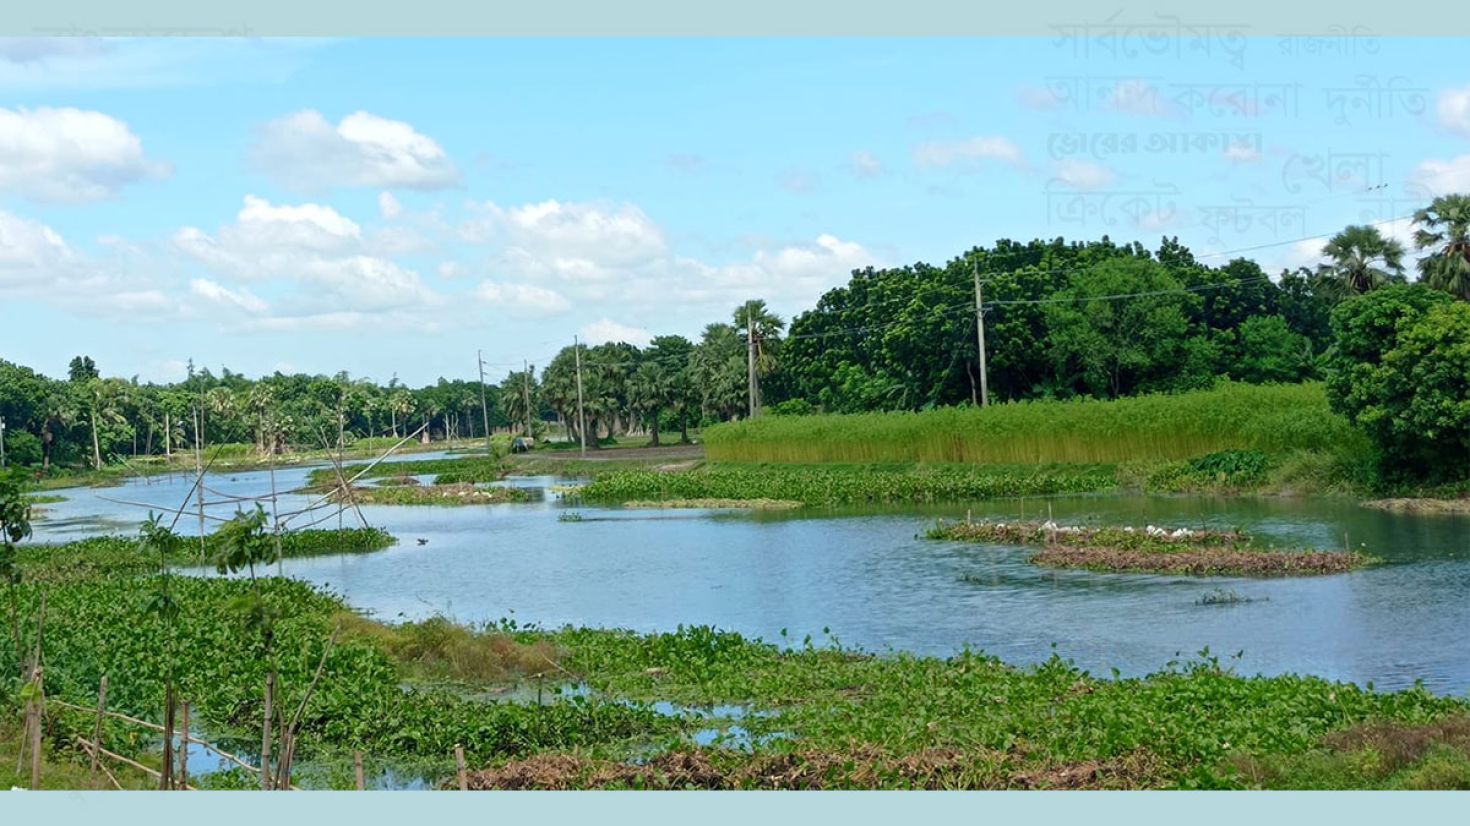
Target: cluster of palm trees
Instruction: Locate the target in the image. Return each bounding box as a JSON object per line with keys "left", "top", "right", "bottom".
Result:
{"left": 1315, "top": 194, "right": 1470, "bottom": 301}
{"left": 525, "top": 301, "right": 785, "bottom": 447}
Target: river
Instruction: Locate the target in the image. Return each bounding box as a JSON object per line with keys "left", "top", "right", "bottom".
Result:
{"left": 28, "top": 458, "right": 1470, "bottom": 695}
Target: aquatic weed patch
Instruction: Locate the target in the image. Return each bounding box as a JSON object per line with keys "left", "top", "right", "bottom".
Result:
{"left": 578, "top": 464, "right": 1115, "bottom": 507}
{"left": 333, "top": 484, "right": 531, "bottom": 506}
{"left": 928, "top": 519, "right": 1374, "bottom": 576}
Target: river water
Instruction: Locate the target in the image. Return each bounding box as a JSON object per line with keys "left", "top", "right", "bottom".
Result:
{"left": 29, "top": 458, "right": 1470, "bottom": 695}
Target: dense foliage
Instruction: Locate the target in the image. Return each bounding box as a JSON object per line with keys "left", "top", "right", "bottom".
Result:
{"left": 1323, "top": 286, "right": 1470, "bottom": 481}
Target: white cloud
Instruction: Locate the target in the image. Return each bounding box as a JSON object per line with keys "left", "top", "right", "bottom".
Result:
{"left": 0, "top": 106, "right": 170, "bottom": 203}
{"left": 581, "top": 319, "right": 653, "bottom": 347}
{"left": 437, "top": 261, "right": 466, "bottom": 279}
{"left": 848, "top": 150, "right": 884, "bottom": 179}
{"left": 475, "top": 280, "right": 571, "bottom": 315}
{"left": 174, "top": 194, "right": 437, "bottom": 323}
{"left": 1051, "top": 159, "right": 1116, "bottom": 190}
{"left": 1436, "top": 86, "right": 1470, "bottom": 138}
{"left": 779, "top": 169, "right": 820, "bottom": 193}
{"left": 912, "top": 136, "right": 1024, "bottom": 170}
{"left": 0, "top": 208, "right": 183, "bottom": 319}
{"left": 378, "top": 191, "right": 403, "bottom": 219}
{"left": 251, "top": 109, "right": 459, "bottom": 192}
{"left": 1017, "top": 84, "right": 1064, "bottom": 111}
{"left": 1223, "top": 140, "right": 1262, "bottom": 164}
{"left": 189, "top": 278, "right": 268, "bottom": 314}
{"left": 1412, "top": 154, "right": 1470, "bottom": 195}
{"left": 1104, "top": 80, "right": 1177, "bottom": 118}
{"left": 462, "top": 199, "right": 667, "bottom": 272}
{"left": 0, "top": 208, "right": 73, "bottom": 280}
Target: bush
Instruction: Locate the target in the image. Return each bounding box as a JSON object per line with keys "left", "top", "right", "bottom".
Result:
{"left": 2, "top": 430, "right": 43, "bottom": 467}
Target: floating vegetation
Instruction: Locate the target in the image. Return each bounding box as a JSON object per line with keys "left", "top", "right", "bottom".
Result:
{"left": 334, "top": 484, "right": 532, "bottom": 506}
{"left": 374, "top": 475, "right": 423, "bottom": 487}
{"left": 304, "top": 456, "right": 511, "bottom": 491}
{"left": 621, "top": 498, "right": 804, "bottom": 511}
{"left": 1360, "top": 498, "right": 1470, "bottom": 515}
{"left": 1196, "top": 589, "right": 1265, "bottom": 606}
{"left": 928, "top": 519, "right": 1374, "bottom": 577}
{"left": 579, "top": 464, "right": 1115, "bottom": 507}
{"left": 557, "top": 512, "right": 585, "bottom": 522}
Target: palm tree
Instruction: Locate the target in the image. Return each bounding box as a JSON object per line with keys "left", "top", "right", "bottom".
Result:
{"left": 389, "top": 390, "right": 415, "bottom": 438}
{"left": 1315, "top": 225, "right": 1405, "bottom": 300}
{"left": 1413, "top": 194, "right": 1470, "bottom": 300}
{"left": 627, "top": 361, "right": 673, "bottom": 446}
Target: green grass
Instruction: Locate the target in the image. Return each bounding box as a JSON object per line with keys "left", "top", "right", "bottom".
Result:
{"left": 576, "top": 463, "right": 1117, "bottom": 507}
{"left": 705, "top": 383, "right": 1364, "bottom": 466}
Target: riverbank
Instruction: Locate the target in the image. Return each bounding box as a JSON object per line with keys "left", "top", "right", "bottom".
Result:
{"left": 8, "top": 531, "right": 1470, "bottom": 790}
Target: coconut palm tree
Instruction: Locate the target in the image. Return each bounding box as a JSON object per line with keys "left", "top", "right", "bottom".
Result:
{"left": 1315, "top": 225, "right": 1405, "bottom": 301}
{"left": 1413, "top": 194, "right": 1470, "bottom": 300}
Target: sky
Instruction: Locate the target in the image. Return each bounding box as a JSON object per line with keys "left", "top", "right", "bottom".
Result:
{"left": 3, "top": 35, "right": 1470, "bottom": 385}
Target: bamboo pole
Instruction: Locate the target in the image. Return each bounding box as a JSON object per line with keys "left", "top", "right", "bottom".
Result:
{"left": 160, "top": 685, "right": 175, "bottom": 790}
{"left": 454, "top": 744, "right": 468, "bottom": 791}
{"left": 89, "top": 675, "right": 108, "bottom": 787}
{"left": 354, "top": 751, "right": 365, "bottom": 790}
{"left": 51, "top": 698, "right": 262, "bottom": 775}
{"left": 260, "top": 673, "right": 274, "bottom": 791}
{"left": 30, "top": 668, "right": 44, "bottom": 790}
{"left": 178, "top": 701, "right": 189, "bottom": 790}
{"left": 74, "top": 736, "right": 196, "bottom": 790}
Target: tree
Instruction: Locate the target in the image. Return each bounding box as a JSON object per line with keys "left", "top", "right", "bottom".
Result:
{"left": 1315, "top": 225, "right": 1406, "bottom": 300}
{"left": 67, "top": 355, "right": 99, "bottom": 384}
{"left": 1413, "top": 194, "right": 1470, "bottom": 300}
{"left": 1323, "top": 284, "right": 1457, "bottom": 480}
{"left": 691, "top": 324, "right": 747, "bottom": 421}
{"left": 627, "top": 360, "right": 674, "bottom": 446}
{"left": 646, "top": 335, "right": 697, "bottom": 442}
{"left": 1043, "top": 258, "right": 1201, "bottom": 398}
{"left": 0, "top": 470, "right": 32, "bottom": 670}
{"left": 1232, "top": 315, "right": 1315, "bottom": 384}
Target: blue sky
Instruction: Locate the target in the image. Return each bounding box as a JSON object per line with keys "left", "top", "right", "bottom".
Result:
{"left": 3, "top": 36, "right": 1470, "bottom": 385}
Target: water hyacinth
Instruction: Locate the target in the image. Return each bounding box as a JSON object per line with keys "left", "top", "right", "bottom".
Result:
{"left": 578, "top": 464, "right": 1116, "bottom": 507}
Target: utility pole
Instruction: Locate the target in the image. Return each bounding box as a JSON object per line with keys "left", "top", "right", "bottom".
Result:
{"left": 973, "top": 259, "right": 990, "bottom": 408}
{"left": 476, "top": 350, "right": 491, "bottom": 456}
{"left": 0, "top": 415, "right": 6, "bottom": 469}
{"left": 746, "top": 307, "right": 758, "bottom": 419}
{"left": 573, "top": 336, "right": 588, "bottom": 457}
{"left": 522, "top": 360, "right": 533, "bottom": 438}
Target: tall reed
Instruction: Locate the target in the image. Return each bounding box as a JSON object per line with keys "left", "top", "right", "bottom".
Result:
{"left": 704, "top": 383, "right": 1362, "bottom": 466}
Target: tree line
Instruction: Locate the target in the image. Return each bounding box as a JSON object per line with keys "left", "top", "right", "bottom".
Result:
{"left": 3, "top": 194, "right": 1468, "bottom": 477}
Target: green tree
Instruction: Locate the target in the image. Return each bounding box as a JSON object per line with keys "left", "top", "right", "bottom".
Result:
{"left": 1323, "top": 284, "right": 1457, "bottom": 480}
{"left": 1413, "top": 194, "right": 1470, "bottom": 300}
{"left": 1043, "top": 258, "right": 1202, "bottom": 398}
{"left": 1315, "top": 224, "right": 1406, "bottom": 300}
{"left": 0, "top": 470, "right": 32, "bottom": 672}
